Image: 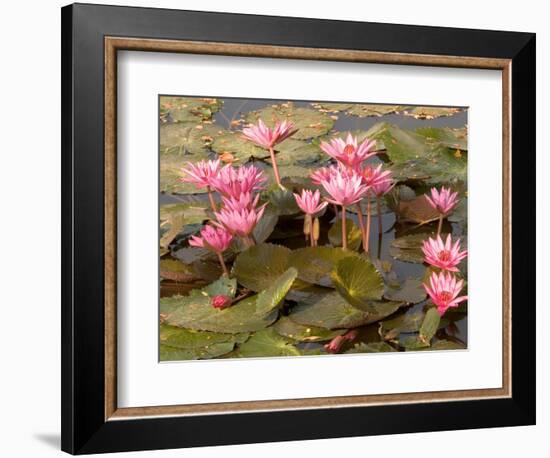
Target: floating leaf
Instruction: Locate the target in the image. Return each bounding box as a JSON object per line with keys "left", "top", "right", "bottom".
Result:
{"left": 203, "top": 276, "right": 237, "bottom": 298}
{"left": 289, "top": 292, "right": 397, "bottom": 329}
{"left": 160, "top": 96, "right": 222, "bottom": 122}
{"left": 419, "top": 307, "right": 441, "bottom": 344}
{"left": 403, "top": 106, "right": 462, "bottom": 120}
{"left": 346, "top": 342, "right": 397, "bottom": 353}
{"left": 384, "top": 278, "right": 427, "bottom": 304}
{"left": 160, "top": 259, "right": 198, "bottom": 282}
{"left": 417, "top": 339, "right": 466, "bottom": 351}
{"left": 346, "top": 104, "right": 403, "bottom": 118}
{"left": 273, "top": 316, "right": 345, "bottom": 342}
{"left": 255, "top": 268, "right": 298, "bottom": 315}
{"left": 232, "top": 243, "right": 291, "bottom": 292}
{"left": 416, "top": 127, "right": 468, "bottom": 150}
{"left": 311, "top": 102, "right": 353, "bottom": 112}
{"left": 289, "top": 246, "right": 359, "bottom": 287}
{"left": 210, "top": 131, "right": 267, "bottom": 162}
{"left": 245, "top": 104, "right": 334, "bottom": 140}
{"left": 389, "top": 233, "right": 427, "bottom": 263}
{"left": 160, "top": 122, "right": 221, "bottom": 157}
{"left": 395, "top": 195, "right": 440, "bottom": 225}
{"left": 267, "top": 188, "right": 301, "bottom": 215}
{"left": 379, "top": 309, "right": 426, "bottom": 340}
{"left": 159, "top": 324, "right": 248, "bottom": 361}
{"left": 399, "top": 335, "right": 430, "bottom": 350}
{"left": 228, "top": 328, "right": 301, "bottom": 358}
{"left": 160, "top": 202, "right": 209, "bottom": 226}
{"left": 274, "top": 138, "right": 323, "bottom": 166}
{"left": 332, "top": 256, "right": 385, "bottom": 307}
{"left": 328, "top": 218, "right": 363, "bottom": 251}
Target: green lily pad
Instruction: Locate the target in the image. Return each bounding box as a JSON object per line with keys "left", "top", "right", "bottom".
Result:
{"left": 160, "top": 259, "right": 198, "bottom": 282}
{"left": 389, "top": 233, "right": 427, "bottom": 264}
{"left": 203, "top": 276, "right": 237, "bottom": 298}
{"left": 255, "top": 268, "right": 298, "bottom": 315}
{"left": 403, "top": 106, "right": 462, "bottom": 120}
{"left": 395, "top": 195, "right": 440, "bottom": 225}
{"left": 160, "top": 96, "right": 222, "bottom": 122}
{"left": 265, "top": 164, "right": 314, "bottom": 188}
{"left": 311, "top": 102, "right": 353, "bottom": 112}
{"left": 399, "top": 335, "right": 431, "bottom": 350}
{"left": 416, "top": 127, "right": 468, "bottom": 150}
{"left": 346, "top": 104, "right": 403, "bottom": 118}
{"left": 160, "top": 121, "right": 221, "bottom": 157}
{"left": 289, "top": 246, "right": 360, "bottom": 287}
{"left": 273, "top": 316, "right": 346, "bottom": 342}
{"left": 379, "top": 309, "right": 426, "bottom": 340}
{"left": 384, "top": 278, "right": 427, "bottom": 304}
{"left": 419, "top": 307, "right": 441, "bottom": 344}
{"left": 345, "top": 342, "right": 397, "bottom": 353}
{"left": 328, "top": 218, "right": 363, "bottom": 251}
{"left": 245, "top": 104, "right": 334, "bottom": 140}
{"left": 289, "top": 292, "right": 395, "bottom": 329}
{"left": 331, "top": 256, "right": 385, "bottom": 308}
{"left": 159, "top": 324, "right": 249, "bottom": 361}
{"left": 417, "top": 339, "right": 466, "bottom": 351}
{"left": 210, "top": 131, "right": 267, "bottom": 162}
{"left": 160, "top": 342, "right": 236, "bottom": 361}
{"left": 228, "top": 328, "right": 302, "bottom": 358}
{"left": 377, "top": 124, "right": 430, "bottom": 163}
{"left": 232, "top": 243, "right": 291, "bottom": 292}
{"left": 390, "top": 149, "right": 467, "bottom": 185}
{"left": 267, "top": 188, "right": 301, "bottom": 215}
{"left": 273, "top": 138, "right": 323, "bottom": 166}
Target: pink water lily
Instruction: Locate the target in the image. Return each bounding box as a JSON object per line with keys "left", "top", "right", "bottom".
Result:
{"left": 422, "top": 234, "right": 468, "bottom": 272}
{"left": 242, "top": 119, "right": 298, "bottom": 149}
{"left": 310, "top": 165, "right": 339, "bottom": 185}
{"left": 214, "top": 203, "right": 267, "bottom": 238}
{"left": 423, "top": 271, "right": 468, "bottom": 316}
{"left": 242, "top": 119, "right": 298, "bottom": 188}
{"left": 361, "top": 164, "right": 393, "bottom": 191}
{"left": 189, "top": 224, "right": 233, "bottom": 275}
{"left": 211, "top": 295, "right": 232, "bottom": 309}
{"left": 319, "top": 168, "right": 368, "bottom": 207}
{"left": 425, "top": 186, "right": 459, "bottom": 215}
{"left": 189, "top": 225, "right": 233, "bottom": 253}
{"left": 294, "top": 189, "right": 328, "bottom": 216}
{"left": 180, "top": 159, "right": 220, "bottom": 188}
{"left": 320, "top": 133, "right": 377, "bottom": 169}
{"left": 209, "top": 164, "right": 266, "bottom": 198}
{"left": 221, "top": 192, "right": 260, "bottom": 213}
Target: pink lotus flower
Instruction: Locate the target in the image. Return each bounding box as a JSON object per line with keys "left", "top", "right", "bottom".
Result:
{"left": 362, "top": 165, "right": 393, "bottom": 193}
{"left": 324, "top": 330, "right": 358, "bottom": 354}
{"left": 209, "top": 164, "right": 266, "bottom": 198}
{"left": 425, "top": 186, "right": 459, "bottom": 215}
{"left": 188, "top": 225, "right": 233, "bottom": 254}
{"left": 310, "top": 165, "right": 339, "bottom": 185}
{"left": 180, "top": 159, "right": 220, "bottom": 188}
{"left": 422, "top": 234, "right": 468, "bottom": 272}
{"left": 293, "top": 189, "right": 328, "bottom": 216}
{"left": 320, "top": 133, "right": 377, "bottom": 169}
{"left": 320, "top": 168, "right": 368, "bottom": 207}
{"left": 221, "top": 192, "right": 260, "bottom": 213}
{"left": 423, "top": 271, "right": 468, "bottom": 316}
{"left": 242, "top": 119, "right": 298, "bottom": 149}
{"left": 214, "top": 204, "right": 267, "bottom": 237}
{"left": 211, "top": 295, "right": 232, "bottom": 309}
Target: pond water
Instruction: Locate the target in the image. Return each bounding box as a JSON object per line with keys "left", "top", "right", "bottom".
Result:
{"left": 160, "top": 96, "right": 468, "bottom": 356}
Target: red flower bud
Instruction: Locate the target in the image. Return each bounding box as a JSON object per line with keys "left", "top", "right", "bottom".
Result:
{"left": 211, "top": 295, "right": 231, "bottom": 309}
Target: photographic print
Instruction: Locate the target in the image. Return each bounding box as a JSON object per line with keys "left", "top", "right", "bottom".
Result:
{"left": 159, "top": 96, "right": 468, "bottom": 361}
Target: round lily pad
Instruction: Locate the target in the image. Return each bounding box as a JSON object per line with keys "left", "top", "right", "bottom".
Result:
{"left": 273, "top": 316, "right": 346, "bottom": 342}
{"left": 210, "top": 131, "right": 267, "bottom": 162}
{"left": 346, "top": 104, "right": 403, "bottom": 118}
{"left": 232, "top": 243, "right": 291, "bottom": 292}
{"left": 331, "top": 256, "right": 385, "bottom": 307}
{"left": 345, "top": 342, "right": 397, "bottom": 353}
{"left": 389, "top": 233, "right": 428, "bottom": 263}
{"left": 160, "top": 96, "right": 222, "bottom": 123}
{"left": 245, "top": 104, "right": 334, "bottom": 140}
{"left": 403, "top": 106, "right": 462, "bottom": 120}
{"left": 228, "top": 328, "right": 301, "bottom": 358}
{"left": 288, "top": 246, "right": 360, "bottom": 287}
{"left": 384, "top": 278, "right": 427, "bottom": 304}
{"left": 328, "top": 218, "right": 363, "bottom": 251}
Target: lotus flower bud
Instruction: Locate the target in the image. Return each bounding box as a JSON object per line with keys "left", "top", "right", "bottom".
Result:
{"left": 211, "top": 295, "right": 232, "bottom": 309}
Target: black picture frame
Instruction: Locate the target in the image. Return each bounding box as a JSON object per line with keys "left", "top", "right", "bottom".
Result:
{"left": 61, "top": 3, "right": 536, "bottom": 454}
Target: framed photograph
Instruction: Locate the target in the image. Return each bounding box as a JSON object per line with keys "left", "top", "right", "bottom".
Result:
{"left": 61, "top": 3, "right": 536, "bottom": 454}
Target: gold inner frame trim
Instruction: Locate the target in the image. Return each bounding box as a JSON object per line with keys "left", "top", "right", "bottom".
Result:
{"left": 104, "top": 36, "right": 512, "bottom": 421}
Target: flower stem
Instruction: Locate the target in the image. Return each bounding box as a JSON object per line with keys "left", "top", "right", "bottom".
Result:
{"left": 365, "top": 196, "right": 371, "bottom": 254}
{"left": 341, "top": 206, "right": 347, "bottom": 250}
{"left": 355, "top": 202, "right": 366, "bottom": 252}
{"left": 437, "top": 214, "right": 443, "bottom": 237}
{"left": 216, "top": 252, "right": 229, "bottom": 276}
{"left": 268, "top": 147, "right": 283, "bottom": 189}
{"left": 376, "top": 196, "right": 383, "bottom": 236}
{"left": 206, "top": 186, "right": 218, "bottom": 213}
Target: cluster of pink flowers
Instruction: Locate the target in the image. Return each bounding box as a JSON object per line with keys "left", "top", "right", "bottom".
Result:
{"left": 295, "top": 132, "right": 393, "bottom": 251}
{"left": 422, "top": 187, "right": 467, "bottom": 316}
{"left": 181, "top": 160, "right": 266, "bottom": 284}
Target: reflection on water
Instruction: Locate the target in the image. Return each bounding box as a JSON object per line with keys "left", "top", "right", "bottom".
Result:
{"left": 161, "top": 96, "right": 468, "bottom": 348}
